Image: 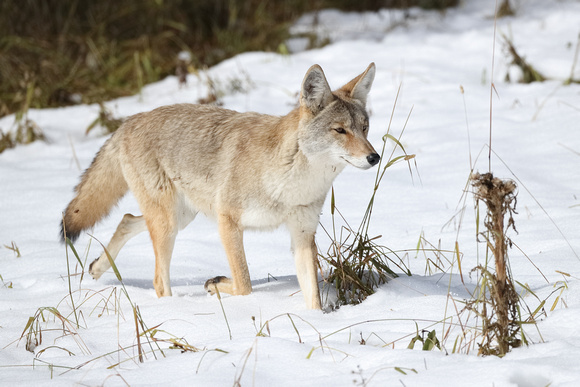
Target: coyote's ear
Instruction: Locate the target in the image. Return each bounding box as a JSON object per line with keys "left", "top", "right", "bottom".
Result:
{"left": 300, "top": 65, "right": 334, "bottom": 115}
{"left": 340, "top": 62, "right": 375, "bottom": 105}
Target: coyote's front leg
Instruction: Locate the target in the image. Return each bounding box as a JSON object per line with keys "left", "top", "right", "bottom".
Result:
{"left": 204, "top": 213, "right": 252, "bottom": 296}
{"left": 287, "top": 214, "right": 322, "bottom": 310}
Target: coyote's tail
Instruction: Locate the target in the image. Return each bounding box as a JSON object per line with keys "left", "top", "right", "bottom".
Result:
{"left": 60, "top": 136, "right": 128, "bottom": 242}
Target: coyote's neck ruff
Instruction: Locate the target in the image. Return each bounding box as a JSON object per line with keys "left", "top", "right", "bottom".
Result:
{"left": 61, "top": 63, "right": 379, "bottom": 309}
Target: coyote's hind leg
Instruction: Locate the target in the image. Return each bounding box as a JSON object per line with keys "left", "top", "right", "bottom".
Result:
{"left": 89, "top": 214, "right": 147, "bottom": 279}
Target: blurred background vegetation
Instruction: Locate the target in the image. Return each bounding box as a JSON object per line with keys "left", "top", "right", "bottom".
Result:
{"left": 0, "top": 0, "right": 458, "bottom": 118}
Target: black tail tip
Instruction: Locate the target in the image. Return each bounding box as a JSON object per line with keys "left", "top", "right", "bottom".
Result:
{"left": 60, "top": 221, "right": 80, "bottom": 244}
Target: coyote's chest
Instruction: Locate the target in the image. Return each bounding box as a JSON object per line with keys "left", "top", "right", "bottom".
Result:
{"left": 238, "top": 159, "right": 343, "bottom": 229}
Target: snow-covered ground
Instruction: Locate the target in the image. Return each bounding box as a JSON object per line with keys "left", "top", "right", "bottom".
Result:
{"left": 1, "top": 0, "right": 579, "bottom": 385}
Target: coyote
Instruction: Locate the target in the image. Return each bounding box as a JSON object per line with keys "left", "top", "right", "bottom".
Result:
{"left": 61, "top": 63, "right": 379, "bottom": 309}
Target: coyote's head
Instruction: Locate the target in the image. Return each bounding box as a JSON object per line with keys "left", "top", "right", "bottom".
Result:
{"left": 298, "top": 63, "right": 380, "bottom": 170}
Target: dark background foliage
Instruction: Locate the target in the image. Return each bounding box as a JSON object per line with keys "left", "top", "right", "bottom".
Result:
{"left": 0, "top": 0, "right": 458, "bottom": 116}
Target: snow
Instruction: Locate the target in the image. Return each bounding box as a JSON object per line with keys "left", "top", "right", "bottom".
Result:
{"left": 1, "top": 0, "right": 580, "bottom": 385}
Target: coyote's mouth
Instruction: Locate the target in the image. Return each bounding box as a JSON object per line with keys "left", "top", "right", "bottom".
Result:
{"left": 340, "top": 156, "right": 353, "bottom": 166}
{"left": 341, "top": 156, "right": 371, "bottom": 170}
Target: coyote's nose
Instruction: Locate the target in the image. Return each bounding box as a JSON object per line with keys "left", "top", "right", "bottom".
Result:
{"left": 367, "top": 153, "right": 380, "bottom": 166}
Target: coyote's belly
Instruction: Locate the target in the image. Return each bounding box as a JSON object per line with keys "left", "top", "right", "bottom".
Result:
{"left": 239, "top": 200, "right": 287, "bottom": 230}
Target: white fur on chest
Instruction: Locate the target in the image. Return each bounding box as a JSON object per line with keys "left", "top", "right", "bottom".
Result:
{"left": 240, "top": 158, "right": 343, "bottom": 229}
{"left": 240, "top": 201, "right": 285, "bottom": 229}
{"left": 273, "top": 159, "right": 343, "bottom": 206}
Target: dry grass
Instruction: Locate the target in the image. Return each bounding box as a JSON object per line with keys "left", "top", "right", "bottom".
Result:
{"left": 502, "top": 35, "right": 546, "bottom": 83}
{"left": 0, "top": 0, "right": 307, "bottom": 117}
{"left": 0, "top": 0, "right": 461, "bottom": 119}
{"left": 496, "top": 0, "right": 514, "bottom": 18}
{"left": 0, "top": 78, "right": 45, "bottom": 153}
{"left": 467, "top": 172, "right": 521, "bottom": 356}
{"left": 85, "top": 103, "right": 124, "bottom": 135}
{"left": 320, "top": 88, "right": 416, "bottom": 308}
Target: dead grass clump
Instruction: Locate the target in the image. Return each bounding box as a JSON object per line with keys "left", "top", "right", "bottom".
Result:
{"left": 320, "top": 93, "right": 415, "bottom": 308}
{"left": 14, "top": 119, "right": 45, "bottom": 145}
{"left": 0, "top": 79, "right": 45, "bottom": 154}
{"left": 0, "top": 129, "right": 14, "bottom": 153}
{"left": 4, "top": 241, "right": 21, "bottom": 257}
{"left": 320, "top": 208, "right": 409, "bottom": 308}
{"left": 496, "top": 0, "right": 515, "bottom": 18}
{"left": 503, "top": 36, "right": 546, "bottom": 84}
{"left": 20, "top": 306, "right": 89, "bottom": 355}
{"left": 85, "top": 103, "right": 124, "bottom": 135}
{"left": 197, "top": 70, "right": 255, "bottom": 106}
{"left": 468, "top": 172, "right": 521, "bottom": 356}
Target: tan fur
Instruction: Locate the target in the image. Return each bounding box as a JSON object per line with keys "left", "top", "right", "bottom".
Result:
{"left": 61, "top": 138, "right": 129, "bottom": 241}
{"left": 61, "top": 63, "right": 379, "bottom": 309}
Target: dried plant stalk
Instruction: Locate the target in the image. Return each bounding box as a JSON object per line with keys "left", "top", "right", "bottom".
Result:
{"left": 471, "top": 172, "right": 520, "bottom": 356}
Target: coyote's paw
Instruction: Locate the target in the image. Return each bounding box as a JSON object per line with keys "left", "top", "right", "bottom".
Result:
{"left": 88, "top": 257, "right": 105, "bottom": 280}
{"left": 204, "top": 276, "right": 229, "bottom": 295}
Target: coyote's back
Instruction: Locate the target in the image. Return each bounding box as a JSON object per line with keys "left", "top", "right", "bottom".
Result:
{"left": 61, "top": 63, "right": 380, "bottom": 309}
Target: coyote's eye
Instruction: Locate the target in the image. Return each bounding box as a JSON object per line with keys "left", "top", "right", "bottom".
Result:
{"left": 334, "top": 127, "right": 346, "bottom": 134}
{"left": 362, "top": 125, "right": 368, "bottom": 132}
